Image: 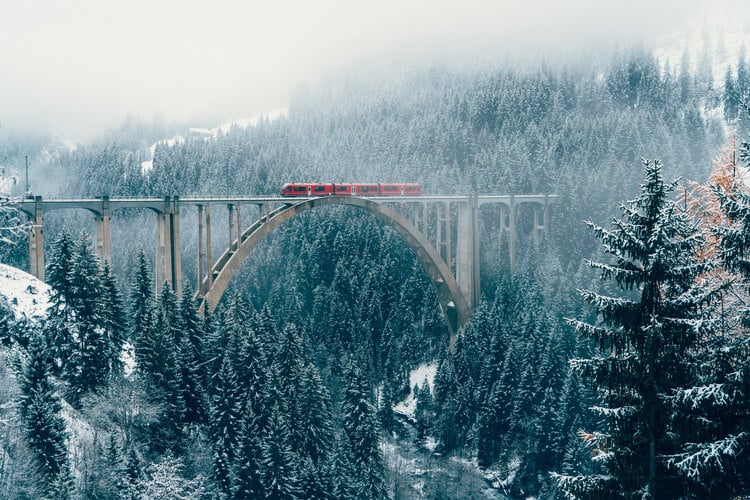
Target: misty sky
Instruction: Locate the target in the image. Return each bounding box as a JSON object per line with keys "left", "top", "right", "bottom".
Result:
{"left": 0, "top": 0, "right": 743, "bottom": 141}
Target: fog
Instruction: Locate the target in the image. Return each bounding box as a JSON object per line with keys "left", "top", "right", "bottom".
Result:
{"left": 0, "top": 0, "right": 746, "bottom": 141}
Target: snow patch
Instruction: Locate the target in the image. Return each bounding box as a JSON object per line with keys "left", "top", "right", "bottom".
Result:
{"left": 0, "top": 264, "right": 51, "bottom": 324}
{"left": 121, "top": 341, "right": 136, "bottom": 378}
{"left": 393, "top": 362, "right": 437, "bottom": 419}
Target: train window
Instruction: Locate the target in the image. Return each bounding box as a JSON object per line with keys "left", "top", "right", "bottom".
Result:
{"left": 336, "top": 186, "right": 348, "bottom": 191}
{"left": 294, "top": 186, "right": 306, "bottom": 192}
{"left": 383, "top": 186, "right": 397, "bottom": 191}
{"left": 314, "top": 186, "right": 326, "bottom": 192}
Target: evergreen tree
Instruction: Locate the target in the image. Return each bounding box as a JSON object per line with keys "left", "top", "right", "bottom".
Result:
{"left": 341, "top": 364, "right": 387, "bottom": 499}
{"left": 129, "top": 250, "right": 156, "bottom": 367}
{"left": 724, "top": 66, "right": 739, "bottom": 122}
{"left": 210, "top": 355, "right": 242, "bottom": 496}
{"left": 64, "top": 235, "right": 109, "bottom": 404}
{"left": 100, "top": 261, "right": 126, "bottom": 378}
{"left": 556, "top": 160, "right": 714, "bottom": 498}
{"left": 297, "top": 364, "right": 334, "bottom": 464}
{"left": 44, "top": 229, "right": 75, "bottom": 375}
{"left": 175, "top": 282, "right": 207, "bottom": 426}
{"left": 232, "top": 406, "right": 264, "bottom": 499}
{"left": 19, "top": 337, "right": 72, "bottom": 498}
{"left": 260, "top": 403, "right": 301, "bottom": 499}
{"left": 414, "top": 378, "right": 434, "bottom": 442}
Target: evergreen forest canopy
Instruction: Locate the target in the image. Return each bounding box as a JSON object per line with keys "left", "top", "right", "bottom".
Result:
{"left": 0, "top": 47, "right": 748, "bottom": 498}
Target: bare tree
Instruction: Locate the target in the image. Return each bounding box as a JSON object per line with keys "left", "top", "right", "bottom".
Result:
{"left": 0, "top": 168, "right": 29, "bottom": 248}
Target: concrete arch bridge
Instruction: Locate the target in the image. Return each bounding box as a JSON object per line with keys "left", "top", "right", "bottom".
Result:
{"left": 19, "top": 193, "right": 555, "bottom": 345}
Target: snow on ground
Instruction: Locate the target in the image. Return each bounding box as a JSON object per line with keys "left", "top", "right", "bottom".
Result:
{"left": 393, "top": 362, "right": 437, "bottom": 419}
{"left": 0, "top": 263, "right": 51, "bottom": 324}
{"left": 121, "top": 341, "right": 136, "bottom": 377}
{"left": 141, "top": 107, "right": 288, "bottom": 174}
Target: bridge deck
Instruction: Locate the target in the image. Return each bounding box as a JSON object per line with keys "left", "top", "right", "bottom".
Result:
{"left": 19, "top": 194, "right": 557, "bottom": 214}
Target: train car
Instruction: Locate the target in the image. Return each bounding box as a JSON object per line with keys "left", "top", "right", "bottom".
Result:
{"left": 280, "top": 183, "right": 335, "bottom": 196}
{"left": 379, "top": 183, "right": 421, "bottom": 196}
{"left": 280, "top": 182, "right": 421, "bottom": 197}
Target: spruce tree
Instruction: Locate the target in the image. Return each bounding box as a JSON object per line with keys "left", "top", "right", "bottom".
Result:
{"left": 173, "top": 282, "right": 207, "bottom": 426}
{"left": 44, "top": 229, "right": 75, "bottom": 375}
{"left": 260, "top": 403, "right": 301, "bottom": 499}
{"left": 64, "top": 235, "right": 109, "bottom": 404}
{"left": 19, "top": 337, "right": 72, "bottom": 497}
{"left": 100, "top": 261, "right": 126, "bottom": 378}
{"left": 341, "top": 364, "right": 387, "bottom": 499}
{"left": 297, "top": 364, "right": 334, "bottom": 464}
{"left": 129, "top": 250, "right": 156, "bottom": 368}
{"left": 210, "top": 355, "right": 242, "bottom": 495}
{"left": 555, "top": 160, "right": 714, "bottom": 498}
{"left": 232, "top": 406, "right": 264, "bottom": 499}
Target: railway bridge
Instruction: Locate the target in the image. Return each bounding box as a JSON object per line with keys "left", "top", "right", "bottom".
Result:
{"left": 19, "top": 193, "right": 555, "bottom": 344}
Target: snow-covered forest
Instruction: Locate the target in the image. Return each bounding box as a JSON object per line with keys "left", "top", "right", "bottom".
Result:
{"left": 1, "top": 29, "right": 750, "bottom": 499}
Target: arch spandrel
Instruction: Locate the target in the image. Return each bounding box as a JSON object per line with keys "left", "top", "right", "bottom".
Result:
{"left": 197, "top": 196, "right": 471, "bottom": 342}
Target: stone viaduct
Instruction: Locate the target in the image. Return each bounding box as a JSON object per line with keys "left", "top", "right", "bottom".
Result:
{"left": 19, "top": 193, "right": 554, "bottom": 344}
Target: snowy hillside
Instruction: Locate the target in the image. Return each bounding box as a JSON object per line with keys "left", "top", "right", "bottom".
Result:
{"left": 654, "top": 13, "right": 750, "bottom": 84}
{"left": 393, "top": 362, "right": 437, "bottom": 419}
{"left": 141, "top": 107, "right": 288, "bottom": 173}
{"left": 0, "top": 263, "right": 50, "bottom": 324}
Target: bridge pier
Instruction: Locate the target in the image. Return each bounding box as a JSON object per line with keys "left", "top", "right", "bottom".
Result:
{"left": 499, "top": 196, "right": 517, "bottom": 271}
{"left": 456, "top": 194, "right": 480, "bottom": 310}
{"left": 95, "top": 196, "right": 111, "bottom": 267}
{"left": 28, "top": 196, "right": 44, "bottom": 281}
{"left": 197, "top": 203, "right": 214, "bottom": 295}
{"left": 156, "top": 196, "right": 182, "bottom": 297}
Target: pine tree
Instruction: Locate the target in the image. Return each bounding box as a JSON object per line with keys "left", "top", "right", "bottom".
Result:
{"left": 297, "top": 364, "right": 334, "bottom": 464}
{"left": 555, "top": 160, "right": 715, "bottom": 498}
{"left": 723, "top": 66, "right": 739, "bottom": 122}
{"left": 129, "top": 250, "right": 156, "bottom": 368}
{"left": 210, "top": 355, "right": 242, "bottom": 496}
{"left": 341, "top": 364, "right": 387, "bottom": 499}
{"left": 232, "top": 406, "right": 264, "bottom": 499}
{"left": 44, "top": 229, "right": 75, "bottom": 375}
{"left": 298, "top": 457, "right": 334, "bottom": 500}
{"left": 377, "top": 380, "right": 396, "bottom": 436}
{"left": 414, "top": 377, "right": 434, "bottom": 442}
{"left": 175, "top": 282, "right": 207, "bottom": 426}
{"left": 64, "top": 235, "right": 110, "bottom": 404}
{"left": 100, "top": 261, "right": 126, "bottom": 378}
{"left": 260, "top": 403, "right": 301, "bottom": 499}
{"left": 19, "top": 337, "right": 72, "bottom": 497}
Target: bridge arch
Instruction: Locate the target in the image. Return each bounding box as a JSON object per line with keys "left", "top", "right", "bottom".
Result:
{"left": 196, "top": 196, "right": 472, "bottom": 342}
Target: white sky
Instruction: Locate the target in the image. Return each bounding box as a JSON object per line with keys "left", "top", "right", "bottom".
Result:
{"left": 0, "top": 0, "right": 744, "bottom": 141}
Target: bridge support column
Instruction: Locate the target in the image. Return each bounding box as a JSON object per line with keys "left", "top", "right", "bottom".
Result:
{"left": 456, "top": 194, "right": 480, "bottom": 309}
{"left": 196, "top": 203, "right": 213, "bottom": 295}
{"left": 197, "top": 205, "right": 205, "bottom": 295}
{"left": 228, "top": 204, "right": 236, "bottom": 251}
{"left": 156, "top": 196, "right": 182, "bottom": 296}
{"left": 436, "top": 202, "right": 451, "bottom": 267}
{"left": 500, "top": 196, "right": 517, "bottom": 271}
{"left": 509, "top": 195, "right": 516, "bottom": 271}
{"left": 28, "top": 196, "right": 44, "bottom": 281}
{"left": 205, "top": 204, "right": 213, "bottom": 289}
{"left": 95, "top": 196, "right": 111, "bottom": 267}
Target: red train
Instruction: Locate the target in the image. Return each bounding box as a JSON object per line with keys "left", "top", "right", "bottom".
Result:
{"left": 280, "top": 183, "right": 421, "bottom": 197}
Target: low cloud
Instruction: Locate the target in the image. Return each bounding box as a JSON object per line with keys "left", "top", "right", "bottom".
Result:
{"left": 0, "top": 0, "right": 745, "bottom": 141}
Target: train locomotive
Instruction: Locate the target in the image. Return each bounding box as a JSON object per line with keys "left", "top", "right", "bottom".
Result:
{"left": 280, "top": 182, "right": 421, "bottom": 197}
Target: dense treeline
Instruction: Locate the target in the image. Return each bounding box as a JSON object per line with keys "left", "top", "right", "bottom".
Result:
{"left": 0, "top": 44, "right": 749, "bottom": 497}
